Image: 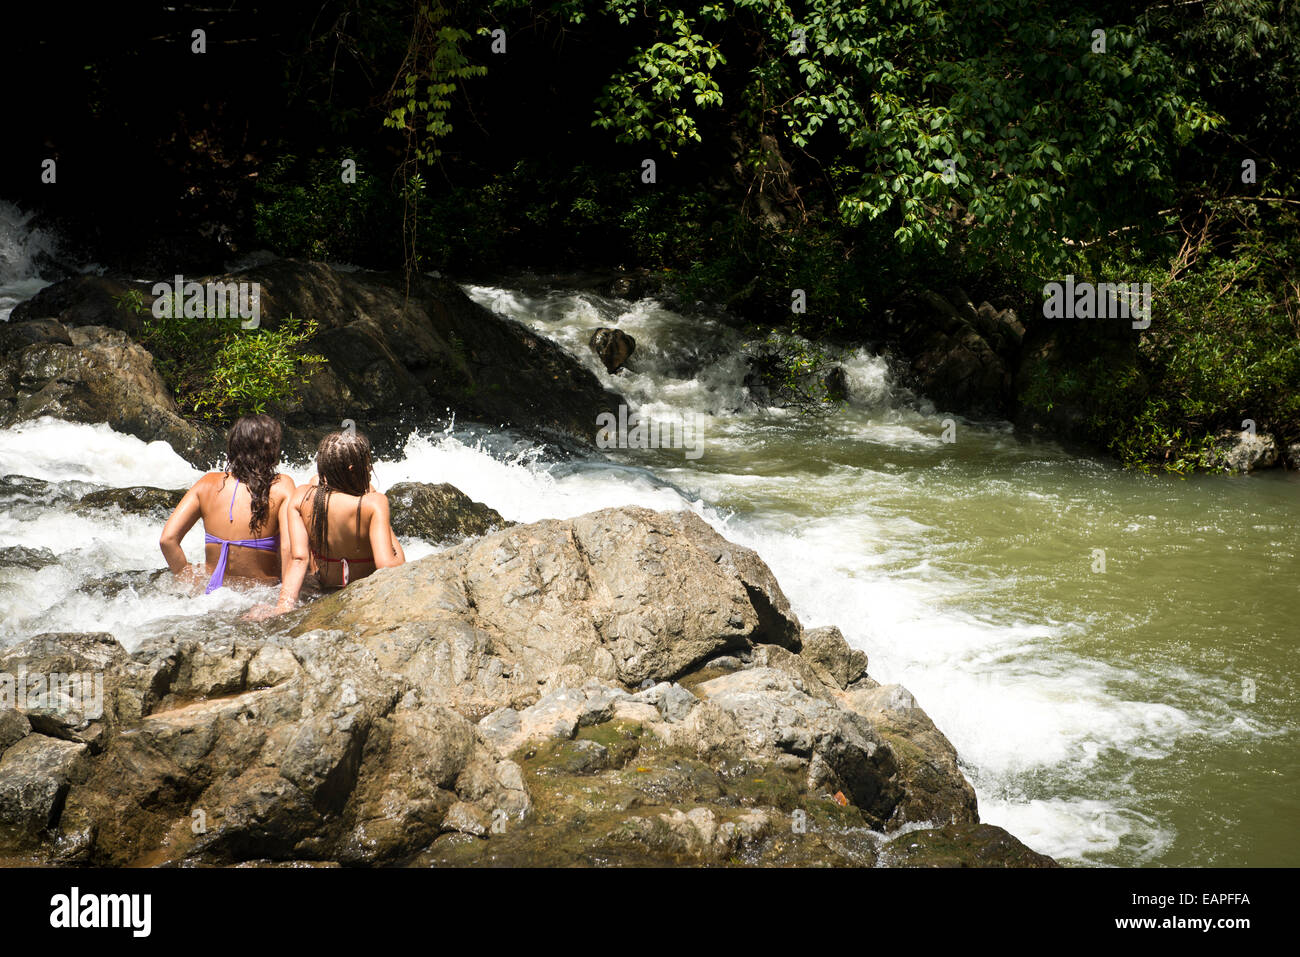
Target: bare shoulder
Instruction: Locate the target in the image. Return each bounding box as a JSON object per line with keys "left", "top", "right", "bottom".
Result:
{"left": 271, "top": 472, "right": 297, "bottom": 503}
{"left": 361, "top": 490, "right": 390, "bottom": 515}
{"left": 190, "top": 471, "right": 225, "bottom": 500}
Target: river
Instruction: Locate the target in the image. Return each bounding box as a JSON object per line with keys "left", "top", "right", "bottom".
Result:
{"left": 2, "top": 203, "right": 1296, "bottom": 867}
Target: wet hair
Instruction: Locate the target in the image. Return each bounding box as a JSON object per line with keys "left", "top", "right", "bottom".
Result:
{"left": 224, "top": 414, "right": 281, "bottom": 532}
{"left": 308, "top": 430, "right": 373, "bottom": 558}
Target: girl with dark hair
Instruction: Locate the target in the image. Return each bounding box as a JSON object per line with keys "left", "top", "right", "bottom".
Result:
{"left": 282, "top": 429, "right": 405, "bottom": 599}
{"left": 160, "top": 414, "right": 308, "bottom": 613}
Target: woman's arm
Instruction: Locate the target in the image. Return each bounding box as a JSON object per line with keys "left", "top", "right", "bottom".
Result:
{"left": 274, "top": 475, "right": 295, "bottom": 575}
{"left": 365, "top": 492, "right": 405, "bottom": 569}
{"left": 273, "top": 485, "right": 311, "bottom": 612}
{"left": 159, "top": 478, "right": 204, "bottom": 574}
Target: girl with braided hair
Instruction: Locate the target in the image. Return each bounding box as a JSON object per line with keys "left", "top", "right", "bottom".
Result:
{"left": 281, "top": 429, "right": 405, "bottom": 601}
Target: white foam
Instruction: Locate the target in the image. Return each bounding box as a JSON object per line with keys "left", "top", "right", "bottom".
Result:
{"left": 0, "top": 417, "right": 203, "bottom": 487}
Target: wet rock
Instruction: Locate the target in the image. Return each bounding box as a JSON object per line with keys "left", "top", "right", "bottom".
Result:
{"left": 441, "top": 802, "right": 489, "bottom": 837}
{"left": 0, "top": 711, "right": 31, "bottom": 755}
{"left": 9, "top": 262, "right": 626, "bottom": 457}
{"left": 386, "top": 481, "right": 510, "bottom": 544}
{"left": 77, "top": 569, "right": 170, "bottom": 599}
{"left": 884, "top": 289, "right": 1014, "bottom": 416}
{"left": 0, "top": 322, "right": 223, "bottom": 466}
{"left": 840, "top": 683, "right": 979, "bottom": 828}
{"left": 823, "top": 366, "right": 849, "bottom": 402}
{"left": 0, "top": 318, "right": 73, "bottom": 353}
{"left": 0, "top": 545, "right": 59, "bottom": 570}
{"left": 589, "top": 327, "right": 636, "bottom": 374}
{"left": 879, "top": 822, "right": 1058, "bottom": 868}
{"left": 76, "top": 486, "right": 186, "bottom": 519}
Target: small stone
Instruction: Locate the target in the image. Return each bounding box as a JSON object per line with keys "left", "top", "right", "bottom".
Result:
{"left": 441, "top": 802, "right": 488, "bottom": 837}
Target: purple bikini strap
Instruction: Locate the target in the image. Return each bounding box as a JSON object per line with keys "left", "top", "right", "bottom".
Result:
{"left": 229, "top": 478, "right": 240, "bottom": 521}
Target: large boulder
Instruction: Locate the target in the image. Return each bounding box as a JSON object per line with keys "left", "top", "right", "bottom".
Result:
{"left": 0, "top": 323, "right": 223, "bottom": 464}
{"left": 0, "top": 507, "right": 1052, "bottom": 867}
{"left": 8, "top": 262, "right": 625, "bottom": 462}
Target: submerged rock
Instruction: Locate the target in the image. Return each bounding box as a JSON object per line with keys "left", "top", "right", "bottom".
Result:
{"left": 0, "top": 506, "right": 1053, "bottom": 867}
{"left": 0, "top": 545, "right": 59, "bottom": 570}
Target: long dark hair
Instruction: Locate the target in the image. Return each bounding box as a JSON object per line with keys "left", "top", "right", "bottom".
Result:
{"left": 309, "top": 430, "right": 372, "bottom": 558}
{"left": 224, "top": 414, "right": 281, "bottom": 532}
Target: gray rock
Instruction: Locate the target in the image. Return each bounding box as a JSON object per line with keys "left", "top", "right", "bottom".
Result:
{"left": 1207, "top": 430, "right": 1279, "bottom": 472}
{"left": 841, "top": 683, "right": 979, "bottom": 827}
{"left": 0, "top": 711, "right": 31, "bottom": 755}
{"left": 801, "top": 625, "right": 867, "bottom": 689}
{"left": 0, "top": 506, "right": 1044, "bottom": 867}
{"left": 386, "top": 482, "right": 510, "bottom": 544}
{"left": 441, "top": 802, "right": 489, "bottom": 837}
{"left": 0, "top": 323, "right": 223, "bottom": 466}
{"left": 0, "top": 734, "right": 89, "bottom": 848}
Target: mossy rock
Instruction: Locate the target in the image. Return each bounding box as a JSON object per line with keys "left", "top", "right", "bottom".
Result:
{"left": 415, "top": 719, "right": 882, "bottom": 867}
{"left": 879, "top": 823, "right": 1059, "bottom": 868}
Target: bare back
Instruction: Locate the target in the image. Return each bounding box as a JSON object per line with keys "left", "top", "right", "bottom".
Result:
{"left": 159, "top": 471, "right": 294, "bottom": 585}
{"left": 295, "top": 485, "right": 397, "bottom": 587}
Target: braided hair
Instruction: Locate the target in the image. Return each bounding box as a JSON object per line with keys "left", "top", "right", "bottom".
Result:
{"left": 224, "top": 414, "right": 282, "bottom": 532}
{"left": 309, "top": 430, "right": 373, "bottom": 558}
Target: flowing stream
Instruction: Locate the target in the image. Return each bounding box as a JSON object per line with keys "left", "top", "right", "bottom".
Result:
{"left": 1, "top": 204, "right": 1296, "bottom": 867}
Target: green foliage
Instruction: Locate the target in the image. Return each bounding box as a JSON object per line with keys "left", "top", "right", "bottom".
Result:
{"left": 591, "top": 6, "right": 726, "bottom": 155}
{"left": 126, "top": 293, "right": 326, "bottom": 422}
{"left": 1017, "top": 216, "right": 1300, "bottom": 472}
{"left": 112, "top": 288, "right": 147, "bottom": 317}
{"left": 277, "top": 0, "right": 1296, "bottom": 471}
{"left": 542, "top": 0, "right": 1219, "bottom": 273}
{"left": 253, "top": 151, "right": 397, "bottom": 262}
{"left": 192, "top": 315, "right": 327, "bottom": 419}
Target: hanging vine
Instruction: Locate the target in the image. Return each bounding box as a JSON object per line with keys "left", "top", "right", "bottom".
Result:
{"left": 383, "top": 1, "right": 487, "bottom": 290}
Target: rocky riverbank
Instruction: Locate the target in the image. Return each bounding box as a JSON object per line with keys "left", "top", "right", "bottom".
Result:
{"left": 0, "top": 503, "right": 1054, "bottom": 867}
{"left": 1, "top": 261, "right": 624, "bottom": 466}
